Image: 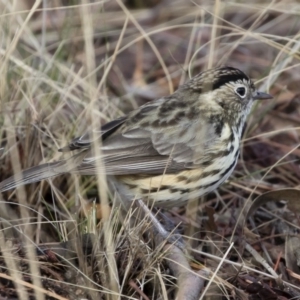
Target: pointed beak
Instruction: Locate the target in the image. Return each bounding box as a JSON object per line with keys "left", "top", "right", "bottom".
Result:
{"left": 254, "top": 91, "right": 273, "bottom": 100}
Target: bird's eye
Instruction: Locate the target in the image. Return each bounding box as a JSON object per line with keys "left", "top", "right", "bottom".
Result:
{"left": 235, "top": 86, "right": 246, "bottom": 98}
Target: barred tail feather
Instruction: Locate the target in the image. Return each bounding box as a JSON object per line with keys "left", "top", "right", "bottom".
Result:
{"left": 0, "top": 162, "right": 65, "bottom": 192}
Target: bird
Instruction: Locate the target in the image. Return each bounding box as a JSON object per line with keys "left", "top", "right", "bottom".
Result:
{"left": 0, "top": 66, "right": 272, "bottom": 207}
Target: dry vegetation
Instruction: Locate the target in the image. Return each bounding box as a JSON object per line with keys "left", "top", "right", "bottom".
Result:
{"left": 0, "top": 0, "right": 300, "bottom": 299}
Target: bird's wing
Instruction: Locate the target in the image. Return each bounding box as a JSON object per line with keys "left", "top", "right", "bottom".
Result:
{"left": 59, "top": 116, "right": 128, "bottom": 151}
{"left": 75, "top": 96, "right": 227, "bottom": 175}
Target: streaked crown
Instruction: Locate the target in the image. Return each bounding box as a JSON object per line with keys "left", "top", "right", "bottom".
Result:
{"left": 186, "top": 66, "right": 253, "bottom": 93}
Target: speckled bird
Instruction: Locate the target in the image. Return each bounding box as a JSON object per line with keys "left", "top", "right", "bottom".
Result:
{"left": 0, "top": 67, "right": 272, "bottom": 207}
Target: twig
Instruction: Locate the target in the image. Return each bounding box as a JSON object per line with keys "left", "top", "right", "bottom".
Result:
{"left": 163, "top": 243, "right": 209, "bottom": 300}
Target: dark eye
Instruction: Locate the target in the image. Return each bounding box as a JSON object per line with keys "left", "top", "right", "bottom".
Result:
{"left": 235, "top": 86, "right": 246, "bottom": 98}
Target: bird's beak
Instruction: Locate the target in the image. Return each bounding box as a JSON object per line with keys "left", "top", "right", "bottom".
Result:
{"left": 254, "top": 91, "right": 273, "bottom": 100}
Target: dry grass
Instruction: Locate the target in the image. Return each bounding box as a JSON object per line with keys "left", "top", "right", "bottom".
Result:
{"left": 0, "top": 0, "right": 300, "bottom": 299}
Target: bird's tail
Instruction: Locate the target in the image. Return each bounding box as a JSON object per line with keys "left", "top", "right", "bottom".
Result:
{"left": 0, "top": 162, "right": 64, "bottom": 192}
{"left": 0, "top": 152, "right": 86, "bottom": 192}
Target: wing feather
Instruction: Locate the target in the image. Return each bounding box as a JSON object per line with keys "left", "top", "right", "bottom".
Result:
{"left": 74, "top": 96, "right": 225, "bottom": 175}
